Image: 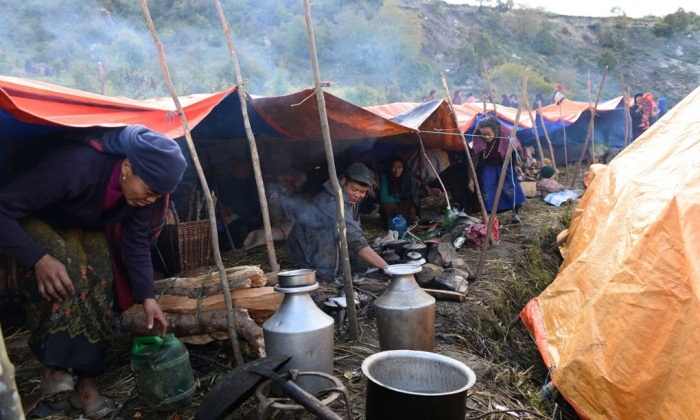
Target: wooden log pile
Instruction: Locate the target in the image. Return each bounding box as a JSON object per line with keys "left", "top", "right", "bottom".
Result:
{"left": 121, "top": 265, "right": 283, "bottom": 357}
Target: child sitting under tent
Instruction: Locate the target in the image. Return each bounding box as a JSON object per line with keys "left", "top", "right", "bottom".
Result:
{"left": 538, "top": 165, "right": 581, "bottom": 206}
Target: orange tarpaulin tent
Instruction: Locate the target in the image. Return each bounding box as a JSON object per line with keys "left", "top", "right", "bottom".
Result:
{"left": 521, "top": 85, "right": 700, "bottom": 418}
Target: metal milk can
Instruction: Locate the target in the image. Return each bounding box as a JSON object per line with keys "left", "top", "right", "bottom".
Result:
{"left": 375, "top": 264, "right": 435, "bottom": 352}
{"left": 263, "top": 269, "right": 335, "bottom": 393}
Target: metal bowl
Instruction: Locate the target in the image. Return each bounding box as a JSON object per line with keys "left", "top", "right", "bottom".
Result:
{"left": 277, "top": 269, "right": 317, "bottom": 287}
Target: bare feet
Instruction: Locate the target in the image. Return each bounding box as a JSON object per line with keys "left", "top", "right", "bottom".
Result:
{"left": 75, "top": 376, "right": 103, "bottom": 407}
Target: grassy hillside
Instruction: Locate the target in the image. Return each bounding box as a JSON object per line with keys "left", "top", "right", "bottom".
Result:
{"left": 1, "top": 0, "right": 697, "bottom": 107}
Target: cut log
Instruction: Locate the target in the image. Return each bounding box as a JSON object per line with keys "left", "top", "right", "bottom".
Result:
{"left": 156, "top": 287, "right": 283, "bottom": 322}
{"left": 422, "top": 288, "right": 466, "bottom": 302}
{"left": 154, "top": 265, "right": 266, "bottom": 296}
{"left": 122, "top": 306, "right": 266, "bottom": 357}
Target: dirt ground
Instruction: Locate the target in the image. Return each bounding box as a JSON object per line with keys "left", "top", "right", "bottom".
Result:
{"left": 2, "top": 192, "right": 580, "bottom": 419}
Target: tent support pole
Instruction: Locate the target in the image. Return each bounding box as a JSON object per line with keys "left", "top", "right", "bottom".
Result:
{"left": 476, "top": 69, "right": 529, "bottom": 279}
{"left": 559, "top": 102, "right": 569, "bottom": 178}
{"left": 214, "top": 0, "right": 279, "bottom": 273}
{"left": 571, "top": 66, "right": 607, "bottom": 188}
{"left": 140, "top": 0, "right": 244, "bottom": 366}
{"left": 482, "top": 59, "right": 497, "bottom": 112}
{"left": 537, "top": 100, "right": 558, "bottom": 172}
{"left": 621, "top": 78, "right": 631, "bottom": 148}
{"left": 524, "top": 98, "right": 546, "bottom": 166}
{"left": 440, "top": 74, "right": 490, "bottom": 225}
{"left": 302, "top": 0, "right": 359, "bottom": 340}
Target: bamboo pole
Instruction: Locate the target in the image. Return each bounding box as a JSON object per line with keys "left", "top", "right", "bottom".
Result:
{"left": 481, "top": 58, "right": 497, "bottom": 112}
{"left": 440, "top": 73, "right": 490, "bottom": 223}
{"left": 571, "top": 66, "right": 607, "bottom": 188}
{"left": 139, "top": 0, "right": 244, "bottom": 366}
{"left": 476, "top": 69, "right": 529, "bottom": 279}
{"left": 622, "top": 80, "right": 630, "bottom": 147}
{"left": 559, "top": 100, "right": 569, "bottom": 177}
{"left": 0, "top": 327, "right": 23, "bottom": 420}
{"left": 537, "top": 100, "right": 557, "bottom": 172}
{"left": 302, "top": 0, "right": 358, "bottom": 340}
{"left": 524, "top": 98, "right": 545, "bottom": 165}
{"left": 214, "top": 0, "right": 279, "bottom": 272}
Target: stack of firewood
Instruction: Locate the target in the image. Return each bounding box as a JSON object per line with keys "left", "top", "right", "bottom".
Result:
{"left": 121, "top": 265, "right": 282, "bottom": 357}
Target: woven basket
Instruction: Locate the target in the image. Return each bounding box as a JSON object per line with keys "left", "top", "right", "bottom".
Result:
{"left": 158, "top": 220, "right": 212, "bottom": 276}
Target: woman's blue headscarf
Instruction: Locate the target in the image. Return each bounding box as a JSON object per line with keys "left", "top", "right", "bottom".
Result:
{"left": 101, "top": 125, "right": 186, "bottom": 193}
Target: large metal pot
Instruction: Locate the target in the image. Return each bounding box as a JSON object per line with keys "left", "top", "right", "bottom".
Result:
{"left": 362, "top": 350, "right": 476, "bottom": 420}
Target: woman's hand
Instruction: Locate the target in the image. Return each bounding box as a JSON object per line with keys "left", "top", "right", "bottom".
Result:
{"left": 468, "top": 178, "right": 475, "bottom": 192}
{"left": 34, "top": 254, "right": 75, "bottom": 302}
{"left": 142, "top": 298, "right": 168, "bottom": 336}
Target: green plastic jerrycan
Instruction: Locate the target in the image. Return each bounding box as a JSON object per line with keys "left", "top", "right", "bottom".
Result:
{"left": 130, "top": 333, "right": 196, "bottom": 411}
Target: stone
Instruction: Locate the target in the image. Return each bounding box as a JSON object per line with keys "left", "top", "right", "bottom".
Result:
{"left": 433, "top": 272, "right": 468, "bottom": 294}
{"left": 447, "top": 259, "right": 475, "bottom": 279}
{"left": 428, "top": 242, "right": 460, "bottom": 267}
{"left": 415, "top": 263, "right": 443, "bottom": 287}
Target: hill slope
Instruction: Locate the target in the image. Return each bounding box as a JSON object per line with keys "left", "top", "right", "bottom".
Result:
{"left": 1, "top": 0, "right": 698, "bottom": 106}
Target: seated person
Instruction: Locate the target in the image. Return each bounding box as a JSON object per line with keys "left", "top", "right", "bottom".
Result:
{"left": 378, "top": 157, "right": 420, "bottom": 227}
{"left": 538, "top": 165, "right": 584, "bottom": 206}
{"left": 537, "top": 165, "right": 567, "bottom": 195}
{"left": 285, "top": 163, "right": 389, "bottom": 281}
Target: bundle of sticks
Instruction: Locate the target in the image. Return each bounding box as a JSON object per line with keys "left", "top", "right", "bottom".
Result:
{"left": 121, "top": 266, "right": 282, "bottom": 357}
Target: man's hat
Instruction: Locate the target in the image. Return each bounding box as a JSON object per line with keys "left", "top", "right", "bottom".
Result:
{"left": 343, "top": 163, "right": 372, "bottom": 187}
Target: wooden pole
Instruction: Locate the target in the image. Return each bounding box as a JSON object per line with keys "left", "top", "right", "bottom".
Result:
{"left": 302, "top": 0, "right": 358, "bottom": 340}
{"left": 214, "top": 0, "right": 279, "bottom": 272}
{"left": 440, "top": 73, "right": 490, "bottom": 223}
{"left": 481, "top": 58, "right": 497, "bottom": 112}
{"left": 621, "top": 79, "right": 630, "bottom": 147}
{"left": 559, "top": 100, "right": 569, "bottom": 177}
{"left": 139, "top": 0, "right": 244, "bottom": 366}
{"left": 0, "top": 327, "right": 23, "bottom": 420}
{"left": 476, "top": 69, "right": 530, "bottom": 279}
{"left": 537, "top": 100, "right": 558, "bottom": 172}
{"left": 524, "top": 97, "right": 545, "bottom": 165}
{"left": 571, "top": 66, "right": 607, "bottom": 188}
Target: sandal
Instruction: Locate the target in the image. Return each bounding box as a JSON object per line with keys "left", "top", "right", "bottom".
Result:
{"left": 27, "top": 399, "right": 72, "bottom": 419}
{"left": 69, "top": 392, "right": 116, "bottom": 419}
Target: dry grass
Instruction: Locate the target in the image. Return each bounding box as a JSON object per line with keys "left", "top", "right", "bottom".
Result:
{"left": 2, "top": 193, "right": 581, "bottom": 419}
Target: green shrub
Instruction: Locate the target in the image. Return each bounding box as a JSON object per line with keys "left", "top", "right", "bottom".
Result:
{"left": 597, "top": 49, "right": 617, "bottom": 70}
{"left": 534, "top": 29, "right": 558, "bottom": 55}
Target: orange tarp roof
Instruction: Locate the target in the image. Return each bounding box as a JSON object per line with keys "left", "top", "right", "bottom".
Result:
{"left": 521, "top": 86, "right": 700, "bottom": 418}
{"left": 0, "top": 76, "right": 232, "bottom": 138}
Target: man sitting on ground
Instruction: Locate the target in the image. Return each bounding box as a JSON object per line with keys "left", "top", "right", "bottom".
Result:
{"left": 285, "top": 163, "right": 389, "bottom": 281}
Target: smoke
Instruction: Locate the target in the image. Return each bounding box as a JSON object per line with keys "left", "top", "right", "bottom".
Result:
{"left": 0, "top": 0, "right": 433, "bottom": 103}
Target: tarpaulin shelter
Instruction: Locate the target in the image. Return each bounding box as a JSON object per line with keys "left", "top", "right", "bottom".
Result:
{"left": 520, "top": 85, "right": 700, "bottom": 418}
{"left": 516, "top": 97, "right": 627, "bottom": 164}
{"left": 0, "top": 76, "right": 423, "bottom": 183}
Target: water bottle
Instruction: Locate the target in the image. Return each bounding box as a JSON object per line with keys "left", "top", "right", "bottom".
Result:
{"left": 388, "top": 215, "right": 408, "bottom": 237}
{"left": 130, "top": 334, "right": 196, "bottom": 411}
